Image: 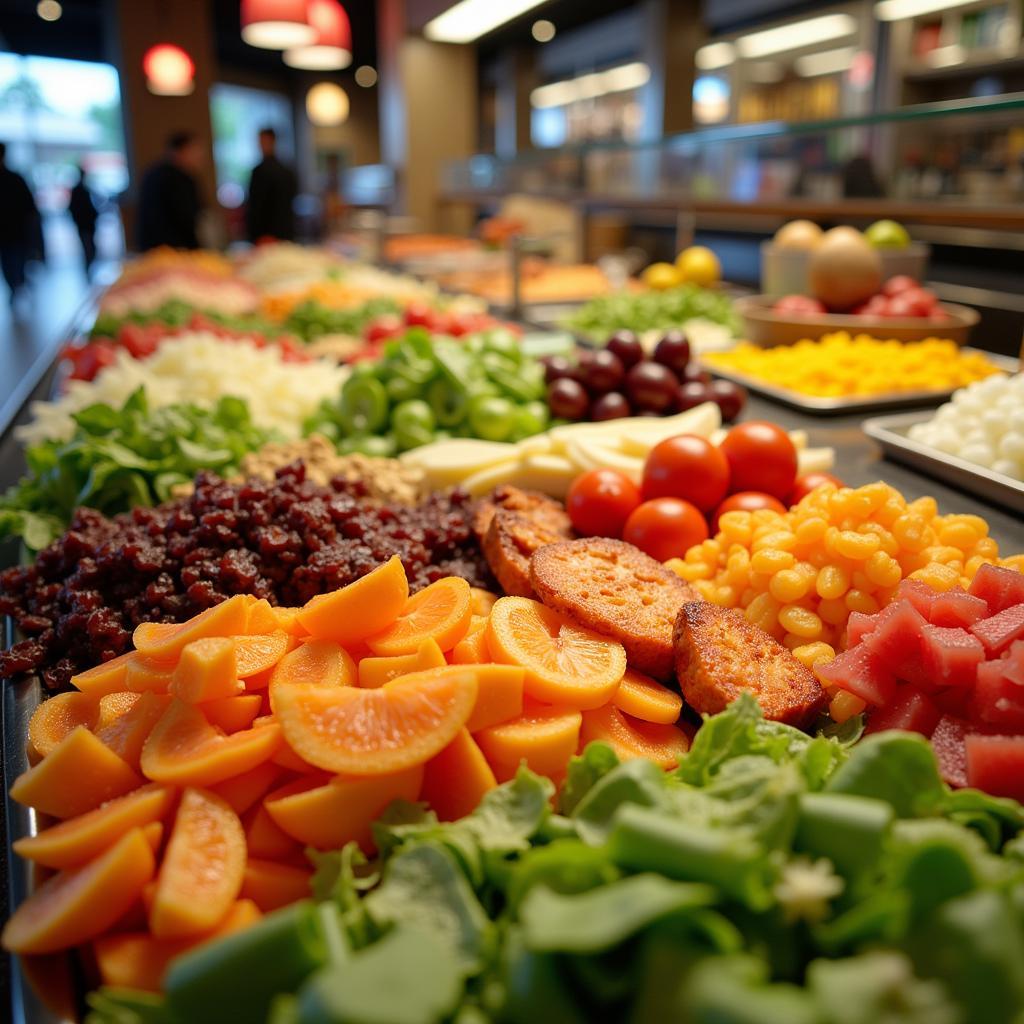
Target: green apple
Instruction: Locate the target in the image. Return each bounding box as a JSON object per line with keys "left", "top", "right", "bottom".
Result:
{"left": 865, "top": 219, "right": 911, "bottom": 249}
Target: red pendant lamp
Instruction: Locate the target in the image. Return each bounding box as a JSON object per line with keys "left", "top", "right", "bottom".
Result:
{"left": 283, "top": 0, "right": 351, "bottom": 69}
{"left": 241, "top": 0, "right": 317, "bottom": 50}
{"left": 143, "top": 44, "right": 195, "bottom": 96}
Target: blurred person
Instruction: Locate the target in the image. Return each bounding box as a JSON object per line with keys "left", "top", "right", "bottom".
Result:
{"left": 68, "top": 165, "right": 98, "bottom": 273}
{"left": 137, "top": 131, "right": 203, "bottom": 251}
{"left": 0, "top": 141, "right": 40, "bottom": 306}
{"left": 246, "top": 127, "right": 297, "bottom": 243}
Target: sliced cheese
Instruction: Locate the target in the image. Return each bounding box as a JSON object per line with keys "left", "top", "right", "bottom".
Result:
{"left": 459, "top": 458, "right": 523, "bottom": 497}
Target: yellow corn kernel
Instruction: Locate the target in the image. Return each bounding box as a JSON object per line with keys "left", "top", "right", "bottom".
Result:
{"left": 974, "top": 537, "right": 999, "bottom": 559}
{"left": 907, "top": 496, "right": 938, "bottom": 521}
{"left": 770, "top": 569, "right": 812, "bottom": 603}
{"left": 794, "top": 516, "right": 829, "bottom": 545}
{"left": 938, "top": 520, "right": 983, "bottom": 551}
{"left": 909, "top": 562, "right": 960, "bottom": 593}
{"left": 829, "top": 690, "right": 868, "bottom": 724}
{"left": 778, "top": 605, "right": 824, "bottom": 639}
{"left": 834, "top": 530, "right": 881, "bottom": 560}
{"left": 693, "top": 580, "right": 718, "bottom": 602}
{"left": 792, "top": 641, "right": 836, "bottom": 670}
{"left": 844, "top": 589, "right": 880, "bottom": 615}
{"left": 892, "top": 514, "right": 929, "bottom": 552}
{"left": 816, "top": 565, "right": 850, "bottom": 600}
{"left": 672, "top": 561, "right": 709, "bottom": 582}
{"left": 1001, "top": 553, "right": 1024, "bottom": 573}
{"left": 864, "top": 550, "right": 902, "bottom": 588}
{"left": 714, "top": 585, "right": 738, "bottom": 607}
{"left": 858, "top": 522, "right": 900, "bottom": 556}
{"left": 751, "top": 549, "right": 795, "bottom": 574}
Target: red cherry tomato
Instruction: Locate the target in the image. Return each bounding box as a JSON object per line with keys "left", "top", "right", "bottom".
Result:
{"left": 719, "top": 421, "right": 798, "bottom": 500}
{"left": 403, "top": 303, "right": 435, "bottom": 328}
{"left": 641, "top": 434, "right": 730, "bottom": 512}
{"left": 711, "top": 492, "right": 788, "bottom": 533}
{"left": 882, "top": 275, "right": 918, "bottom": 297}
{"left": 365, "top": 316, "right": 403, "bottom": 343}
{"left": 789, "top": 472, "right": 844, "bottom": 504}
{"left": 622, "top": 498, "right": 708, "bottom": 562}
{"left": 567, "top": 469, "right": 642, "bottom": 538}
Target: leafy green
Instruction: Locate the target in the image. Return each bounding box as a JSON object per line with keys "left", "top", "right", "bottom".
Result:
{"left": 284, "top": 296, "right": 400, "bottom": 342}
{"left": 90, "top": 299, "right": 291, "bottom": 342}
{"left": 85, "top": 989, "right": 174, "bottom": 1024}
{"left": 559, "top": 741, "right": 620, "bottom": 816}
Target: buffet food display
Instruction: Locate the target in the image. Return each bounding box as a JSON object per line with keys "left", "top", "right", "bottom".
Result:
{"left": 2, "top": 242, "right": 1023, "bottom": 1024}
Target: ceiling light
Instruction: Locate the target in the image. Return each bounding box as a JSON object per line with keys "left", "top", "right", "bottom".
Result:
{"left": 143, "top": 44, "right": 195, "bottom": 96}
{"left": 36, "top": 0, "right": 62, "bottom": 21}
{"left": 284, "top": 0, "right": 352, "bottom": 69}
{"left": 306, "top": 82, "right": 349, "bottom": 125}
{"left": 241, "top": 0, "right": 317, "bottom": 50}
{"left": 425, "top": 0, "right": 550, "bottom": 44}
{"left": 696, "top": 41, "right": 735, "bottom": 70}
{"left": 926, "top": 43, "right": 966, "bottom": 66}
{"left": 530, "top": 62, "right": 650, "bottom": 109}
{"left": 795, "top": 45, "right": 857, "bottom": 77}
{"left": 354, "top": 65, "right": 378, "bottom": 87}
{"left": 531, "top": 19, "right": 555, "bottom": 42}
{"left": 531, "top": 80, "right": 578, "bottom": 108}
{"left": 736, "top": 13, "right": 856, "bottom": 58}
{"left": 601, "top": 62, "right": 650, "bottom": 91}
{"left": 875, "top": 0, "right": 974, "bottom": 20}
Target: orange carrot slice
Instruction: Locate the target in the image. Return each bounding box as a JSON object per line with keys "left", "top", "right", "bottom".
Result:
{"left": 240, "top": 859, "right": 311, "bottom": 913}
{"left": 209, "top": 762, "right": 282, "bottom": 816}
{"left": 70, "top": 652, "right": 135, "bottom": 697}
{"left": 296, "top": 556, "right": 409, "bottom": 645}
{"left": 96, "top": 691, "right": 142, "bottom": 728}
{"left": 133, "top": 595, "right": 249, "bottom": 662}
{"left": 244, "top": 599, "right": 281, "bottom": 636}
{"left": 202, "top": 695, "right": 262, "bottom": 734}
{"left": 244, "top": 805, "right": 302, "bottom": 862}
{"left": 141, "top": 700, "right": 282, "bottom": 787}
{"left": 149, "top": 788, "right": 246, "bottom": 939}
{"left": 10, "top": 727, "right": 143, "bottom": 819}
{"left": 94, "top": 692, "right": 172, "bottom": 770}
{"left": 264, "top": 766, "right": 422, "bottom": 851}
{"left": 171, "top": 637, "right": 242, "bottom": 704}
{"left": 28, "top": 692, "right": 100, "bottom": 759}
{"left": 13, "top": 784, "right": 175, "bottom": 870}
{"left": 274, "top": 665, "right": 477, "bottom": 775}
{"left": 470, "top": 588, "right": 499, "bottom": 617}
{"left": 485, "top": 597, "right": 625, "bottom": 710}
{"left": 357, "top": 638, "right": 446, "bottom": 689}
{"left": 268, "top": 638, "right": 356, "bottom": 714}
{"left": 475, "top": 703, "right": 582, "bottom": 783}
{"left": 366, "top": 577, "right": 472, "bottom": 656}
{"left": 464, "top": 665, "right": 524, "bottom": 733}
{"left": 611, "top": 668, "right": 684, "bottom": 726}
{"left": 124, "top": 654, "right": 176, "bottom": 694}
{"left": 421, "top": 730, "right": 496, "bottom": 821}
{"left": 272, "top": 606, "right": 305, "bottom": 636}
{"left": 579, "top": 703, "right": 691, "bottom": 770}
{"left": 233, "top": 631, "right": 292, "bottom": 678}
{"left": 2, "top": 827, "right": 156, "bottom": 954}
{"left": 450, "top": 628, "right": 489, "bottom": 666}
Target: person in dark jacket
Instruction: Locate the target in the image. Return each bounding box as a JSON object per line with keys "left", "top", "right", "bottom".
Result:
{"left": 68, "top": 165, "right": 99, "bottom": 272}
{"left": 137, "top": 131, "right": 203, "bottom": 251}
{"left": 0, "top": 141, "right": 40, "bottom": 304}
{"left": 246, "top": 127, "right": 298, "bottom": 243}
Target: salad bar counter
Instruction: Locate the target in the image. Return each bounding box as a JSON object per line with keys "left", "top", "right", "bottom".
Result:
{"left": 2, "top": 243, "right": 1023, "bottom": 1024}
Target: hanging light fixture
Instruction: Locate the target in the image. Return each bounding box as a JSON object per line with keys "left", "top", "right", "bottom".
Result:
{"left": 284, "top": 0, "right": 351, "bottom": 69}
{"left": 306, "top": 82, "right": 349, "bottom": 126}
{"left": 241, "top": 0, "right": 316, "bottom": 50}
{"left": 143, "top": 44, "right": 195, "bottom": 96}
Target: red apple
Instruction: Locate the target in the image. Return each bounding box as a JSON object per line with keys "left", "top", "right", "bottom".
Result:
{"left": 774, "top": 294, "right": 828, "bottom": 316}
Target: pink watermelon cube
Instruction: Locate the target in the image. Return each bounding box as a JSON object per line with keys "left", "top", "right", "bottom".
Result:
{"left": 864, "top": 687, "right": 940, "bottom": 738}
{"left": 1002, "top": 640, "right": 1024, "bottom": 687}
{"left": 973, "top": 659, "right": 1024, "bottom": 730}
{"left": 918, "top": 624, "right": 985, "bottom": 690}
{"left": 846, "top": 611, "right": 880, "bottom": 646}
{"left": 859, "top": 599, "right": 930, "bottom": 685}
{"left": 968, "top": 563, "right": 1024, "bottom": 615}
{"left": 970, "top": 603, "right": 1024, "bottom": 655}
{"left": 895, "top": 578, "right": 937, "bottom": 619}
{"left": 928, "top": 588, "right": 988, "bottom": 629}
{"left": 931, "top": 715, "right": 970, "bottom": 788}
{"left": 965, "top": 734, "right": 1024, "bottom": 802}
{"left": 816, "top": 644, "right": 898, "bottom": 707}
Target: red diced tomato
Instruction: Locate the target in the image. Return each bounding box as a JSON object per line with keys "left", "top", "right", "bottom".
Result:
{"left": 859, "top": 599, "right": 929, "bottom": 685}
{"left": 931, "top": 715, "right": 970, "bottom": 788}
{"left": 929, "top": 588, "right": 988, "bottom": 629}
{"left": 970, "top": 603, "right": 1024, "bottom": 655}
{"left": 918, "top": 624, "right": 985, "bottom": 690}
{"left": 1002, "top": 640, "right": 1024, "bottom": 687}
{"left": 968, "top": 563, "right": 1024, "bottom": 616}
{"left": 846, "top": 610, "right": 879, "bottom": 647}
{"left": 973, "top": 660, "right": 1024, "bottom": 731}
{"left": 864, "top": 687, "right": 940, "bottom": 738}
{"left": 895, "top": 578, "right": 936, "bottom": 619}
{"left": 816, "top": 645, "right": 898, "bottom": 707}
{"left": 965, "top": 734, "right": 1024, "bottom": 801}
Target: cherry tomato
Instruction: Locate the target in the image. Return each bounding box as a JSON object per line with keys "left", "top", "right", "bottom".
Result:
{"left": 789, "top": 472, "right": 844, "bottom": 504}
{"left": 719, "top": 421, "right": 798, "bottom": 500}
{"left": 403, "top": 303, "right": 435, "bottom": 328}
{"left": 641, "top": 434, "right": 730, "bottom": 512}
{"left": 567, "top": 469, "right": 642, "bottom": 538}
{"left": 623, "top": 498, "right": 708, "bottom": 561}
{"left": 711, "top": 491, "right": 787, "bottom": 533}
{"left": 365, "top": 316, "right": 403, "bottom": 343}
{"left": 882, "top": 275, "right": 918, "bottom": 297}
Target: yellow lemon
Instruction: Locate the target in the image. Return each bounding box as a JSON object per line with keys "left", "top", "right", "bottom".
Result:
{"left": 642, "top": 262, "right": 680, "bottom": 291}
{"left": 675, "top": 246, "right": 721, "bottom": 287}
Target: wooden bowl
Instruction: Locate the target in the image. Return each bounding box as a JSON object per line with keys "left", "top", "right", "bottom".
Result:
{"left": 737, "top": 294, "right": 979, "bottom": 347}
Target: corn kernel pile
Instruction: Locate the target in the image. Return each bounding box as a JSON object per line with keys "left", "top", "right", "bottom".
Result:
{"left": 667, "top": 481, "right": 1024, "bottom": 655}
{"left": 705, "top": 333, "right": 1001, "bottom": 398}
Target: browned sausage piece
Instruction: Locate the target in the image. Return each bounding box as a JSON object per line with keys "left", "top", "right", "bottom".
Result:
{"left": 673, "top": 601, "right": 825, "bottom": 727}
{"left": 472, "top": 485, "right": 572, "bottom": 542}
{"left": 530, "top": 538, "right": 699, "bottom": 681}
{"left": 483, "top": 510, "right": 570, "bottom": 599}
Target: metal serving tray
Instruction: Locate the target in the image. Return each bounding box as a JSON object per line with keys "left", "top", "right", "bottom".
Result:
{"left": 708, "top": 349, "right": 1019, "bottom": 417}
{"left": 863, "top": 410, "right": 1024, "bottom": 516}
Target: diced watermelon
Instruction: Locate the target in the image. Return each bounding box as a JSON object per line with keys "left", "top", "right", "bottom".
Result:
{"left": 928, "top": 588, "right": 988, "bottom": 629}
{"left": 965, "top": 734, "right": 1024, "bottom": 802}
{"left": 895, "top": 578, "right": 937, "bottom": 619}
{"left": 969, "top": 603, "right": 1024, "bottom": 655}
{"left": 864, "top": 686, "right": 940, "bottom": 738}
{"left": 918, "top": 624, "right": 985, "bottom": 690}
{"left": 816, "top": 645, "right": 898, "bottom": 707}
{"left": 973, "top": 660, "right": 1024, "bottom": 731}
{"left": 846, "top": 611, "right": 879, "bottom": 646}
{"left": 931, "top": 715, "right": 970, "bottom": 788}
{"left": 859, "top": 599, "right": 930, "bottom": 685}
{"left": 1002, "top": 640, "right": 1024, "bottom": 687}
{"left": 968, "top": 562, "right": 1024, "bottom": 615}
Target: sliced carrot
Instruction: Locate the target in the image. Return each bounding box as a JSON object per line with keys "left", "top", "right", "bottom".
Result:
{"left": 274, "top": 665, "right": 478, "bottom": 775}
{"left": 464, "top": 665, "right": 525, "bottom": 733}
{"left": 470, "top": 588, "right": 499, "bottom": 617}
{"left": 272, "top": 606, "right": 306, "bottom": 636}
{"left": 2, "top": 827, "right": 155, "bottom": 954}
{"left": 125, "top": 654, "right": 177, "bottom": 695}
{"left": 28, "top": 692, "right": 100, "bottom": 759}
{"left": 94, "top": 692, "right": 172, "bottom": 770}
{"left": 233, "top": 631, "right": 292, "bottom": 678}
{"left": 485, "top": 597, "right": 626, "bottom": 711}
{"left": 133, "top": 595, "right": 250, "bottom": 662}
{"left": 268, "top": 638, "right": 356, "bottom": 713}
{"left": 92, "top": 900, "right": 260, "bottom": 992}
{"left": 141, "top": 820, "right": 164, "bottom": 853}
{"left": 70, "top": 652, "right": 134, "bottom": 698}
{"left": 202, "top": 694, "right": 262, "bottom": 734}
{"left": 209, "top": 762, "right": 282, "bottom": 816}
{"left": 245, "top": 804, "right": 302, "bottom": 861}
{"left": 270, "top": 737, "right": 311, "bottom": 772}
{"left": 140, "top": 700, "right": 282, "bottom": 787}
{"left": 357, "top": 638, "right": 447, "bottom": 689}
{"left": 264, "top": 766, "right": 422, "bottom": 851}
{"left": 10, "top": 727, "right": 143, "bottom": 819}
{"left": 611, "top": 668, "right": 684, "bottom": 726}
{"left": 240, "top": 859, "right": 311, "bottom": 913}
{"left": 171, "top": 637, "right": 242, "bottom": 704}
{"left": 450, "top": 627, "right": 489, "bottom": 667}
{"left": 244, "top": 599, "right": 281, "bottom": 636}
{"left": 475, "top": 703, "right": 582, "bottom": 783}
{"left": 149, "top": 788, "right": 246, "bottom": 939}
{"left": 296, "top": 556, "right": 409, "bottom": 645}
{"left": 13, "top": 784, "right": 175, "bottom": 870}
{"left": 96, "top": 691, "right": 142, "bottom": 728}
{"left": 579, "top": 703, "right": 691, "bottom": 770}
{"left": 421, "top": 730, "right": 496, "bottom": 821}
{"left": 366, "top": 577, "right": 472, "bottom": 656}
